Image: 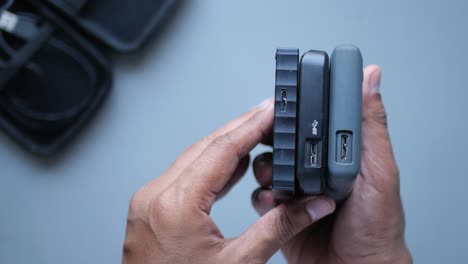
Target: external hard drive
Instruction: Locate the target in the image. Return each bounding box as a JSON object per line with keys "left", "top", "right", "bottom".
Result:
{"left": 327, "top": 45, "right": 363, "bottom": 201}
{"left": 296, "top": 51, "right": 330, "bottom": 195}
{"left": 272, "top": 48, "right": 299, "bottom": 200}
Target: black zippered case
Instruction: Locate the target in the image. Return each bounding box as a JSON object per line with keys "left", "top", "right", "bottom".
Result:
{"left": 0, "top": 0, "right": 178, "bottom": 155}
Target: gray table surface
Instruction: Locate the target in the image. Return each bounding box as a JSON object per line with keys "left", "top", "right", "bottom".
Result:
{"left": 1, "top": 1, "right": 467, "bottom": 263}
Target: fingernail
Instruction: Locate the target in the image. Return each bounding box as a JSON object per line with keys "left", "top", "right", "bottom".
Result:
{"left": 256, "top": 156, "right": 266, "bottom": 168}
{"left": 306, "top": 198, "right": 335, "bottom": 221}
{"left": 258, "top": 191, "right": 275, "bottom": 215}
{"left": 252, "top": 189, "right": 275, "bottom": 216}
{"left": 369, "top": 70, "right": 382, "bottom": 94}
{"left": 257, "top": 98, "right": 272, "bottom": 110}
{"left": 256, "top": 153, "right": 271, "bottom": 168}
{"left": 251, "top": 188, "right": 263, "bottom": 203}
{"left": 258, "top": 160, "right": 266, "bottom": 169}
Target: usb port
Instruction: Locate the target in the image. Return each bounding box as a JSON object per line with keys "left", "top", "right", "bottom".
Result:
{"left": 306, "top": 140, "right": 321, "bottom": 167}
{"left": 280, "top": 89, "right": 287, "bottom": 112}
{"left": 341, "top": 135, "right": 349, "bottom": 160}
{"left": 336, "top": 132, "right": 353, "bottom": 164}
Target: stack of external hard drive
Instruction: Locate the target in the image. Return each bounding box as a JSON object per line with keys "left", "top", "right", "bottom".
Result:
{"left": 272, "top": 45, "right": 363, "bottom": 201}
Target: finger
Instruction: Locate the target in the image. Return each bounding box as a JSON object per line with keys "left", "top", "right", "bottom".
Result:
{"left": 147, "top": 99, "right": 273, "bottom": 194}
{"left": 229, "top": 196, "right": 335, "bottom": 262}
{"left": 251, "top": 188, "right": 276, "bottom": 216}
{"left": 363, "top": 65, "right": 387, "bottom": 127}
{"left": 260, "top": 132, "right": 273, "bottom": 146}
{"left": 167, "top": 100, "right": 268, "bottom": 175}
{"left": 253, "top": 153, "right": 273, "bottom": 187}
{"left": 216, "top": 155, "right": 251, "bottom": 201}
{"left": 180, "top": 98, "right": 274, "bottom": 212}
{"left": 361, "top": 65, "right": 400, "bottom": 192}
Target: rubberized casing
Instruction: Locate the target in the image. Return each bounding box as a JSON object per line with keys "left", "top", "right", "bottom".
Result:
{"left": 296, "top": 51, "right": 330, "bottom": 195}
{"left": 272, "top": 48, "right": 299, "bottom": 200}
{"left": 327, "top": 45, "right": 363, "bottom": 201}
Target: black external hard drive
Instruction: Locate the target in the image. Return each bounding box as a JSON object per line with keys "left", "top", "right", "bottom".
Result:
{"left": 295, "top": 51, "right": 330, "bottom": 195}
{"left": 272, "top": 48, "right": 299, "bottom": 200}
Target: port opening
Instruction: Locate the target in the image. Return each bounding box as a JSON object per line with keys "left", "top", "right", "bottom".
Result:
{"left": 305, "top": 140, "right": 321, "bottom": 167}
{"left": 280, "top": 89, "right": 287, "bottom": 112}
{"left": 341, "top": 135, "right": 349, "bottom": 160}
{"left": 336, "top": 132, "right": 353, "bottom": 164}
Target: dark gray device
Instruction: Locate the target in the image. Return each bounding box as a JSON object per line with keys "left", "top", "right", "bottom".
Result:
{"left": 272, "top": 48, "right": 299, "bottom": 200}
{"left": 272, "top": 45, "right": 363, "bottom": 201}
{"left": 326, "top": 45, "right": 363, "bottom": 201}
{"left": 296, "top": 51, "right": 329, "bottom": 195}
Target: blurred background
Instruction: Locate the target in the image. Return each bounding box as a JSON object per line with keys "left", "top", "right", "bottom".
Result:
{"left": 1, "top": 0, "right": 467, "bottom": 263}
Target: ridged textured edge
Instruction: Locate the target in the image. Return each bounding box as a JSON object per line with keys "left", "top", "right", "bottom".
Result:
{"left": 272, "top": 48, "right": 299, "bottom": 197}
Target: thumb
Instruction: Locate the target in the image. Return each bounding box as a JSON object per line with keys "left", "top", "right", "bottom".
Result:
{"left": 227, "top": 197, "right": 335, "bottom": 262}
{"left": 361, "top": 65, "right": 400, "bottom": 192}
{"left": 363, "top": 65, "right": 388, "bottom": 129}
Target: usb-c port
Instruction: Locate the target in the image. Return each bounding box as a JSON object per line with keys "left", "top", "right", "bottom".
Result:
{"left": 280, "top": 89, "right": 287, "bottom": 112}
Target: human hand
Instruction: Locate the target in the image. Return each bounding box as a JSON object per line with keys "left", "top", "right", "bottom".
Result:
{"left": 252, "top": 65, "right": 412, "bottom": 263}
{"left": 123, "top": 99, "right": 337, "bottom": 264}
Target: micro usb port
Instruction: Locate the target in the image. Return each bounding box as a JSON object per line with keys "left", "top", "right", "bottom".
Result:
{"left": 336, "top": 132, "right": 353, "bottom": 164}
{"left": 305, "top": 140, "right": 321, "bottom": 167}
{"left": 341, "top": 135, "right": 349, "bottom": 160}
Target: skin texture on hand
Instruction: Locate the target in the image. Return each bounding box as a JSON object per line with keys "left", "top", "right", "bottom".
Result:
{"left": 122, "top": 65, "right": 412, "bottom": 264}
{"left": 252, "top": 65, "right": 412, "bottom": 264}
